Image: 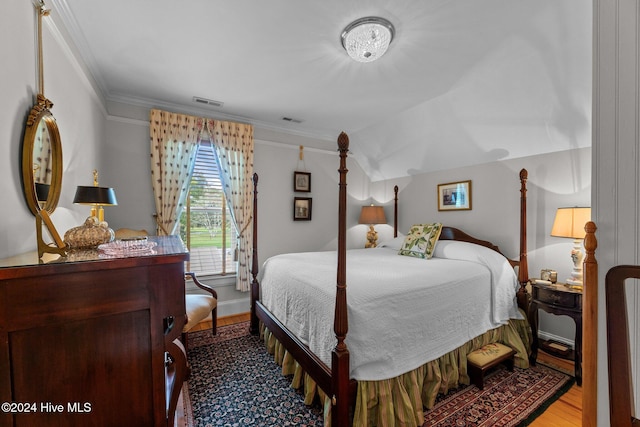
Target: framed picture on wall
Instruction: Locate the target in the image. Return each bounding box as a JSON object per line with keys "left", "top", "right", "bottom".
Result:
{"left": 437, "top": 180, "right": 472, "bottom": 211}
{"left": 293, "top": 197, "right": 312, "bottom": 221}
{"left": 294, "top": 171, "right": 311, "bottom": 192}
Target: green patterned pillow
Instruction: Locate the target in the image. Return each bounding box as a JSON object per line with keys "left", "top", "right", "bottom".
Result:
{"left": 398, "top": 223, "right": 443, "bottom": 259}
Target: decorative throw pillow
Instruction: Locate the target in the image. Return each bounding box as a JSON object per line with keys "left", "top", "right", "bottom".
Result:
{"left": 398, "top": 223, "right": 443, "bottom": 259}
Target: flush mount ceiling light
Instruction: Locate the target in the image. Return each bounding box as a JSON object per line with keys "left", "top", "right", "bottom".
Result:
{"left": 341, "top": 16, "right": 395, "bottom": 63}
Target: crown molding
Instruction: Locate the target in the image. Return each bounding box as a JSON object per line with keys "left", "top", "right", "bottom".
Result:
{"left": 105, "top": 92, "right": 336, "bottom": 142}
{"left": 47, "top": 0, "right": 110, "bottom": 104}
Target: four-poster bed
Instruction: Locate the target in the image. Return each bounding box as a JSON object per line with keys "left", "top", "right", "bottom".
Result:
{"left": 249, "top": 132, "right": 532, "bottom": 426}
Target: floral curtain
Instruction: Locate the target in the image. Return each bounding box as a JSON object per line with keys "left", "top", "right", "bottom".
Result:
{"left": 33, "top": 119, "right": 51, "bottom": 184}
{"left": 206, "top": 119, "right": 254, "bottom": 292}
{"left": 149, "top": 109, "right": 201, "bottom": 235}
{"left": 149, "top": 109, "right": 254, "bottom": 292}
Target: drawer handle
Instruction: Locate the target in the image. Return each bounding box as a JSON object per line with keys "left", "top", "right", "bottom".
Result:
{"left": 164, "top": 315, "right": 175, "bottom": 335}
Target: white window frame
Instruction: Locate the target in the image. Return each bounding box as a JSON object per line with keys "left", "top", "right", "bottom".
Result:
{"left": 180, "top": 140, "right": 237, "bottom": 277}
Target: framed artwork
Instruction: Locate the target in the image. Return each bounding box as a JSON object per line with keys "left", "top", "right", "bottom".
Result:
{"left": 294, "top": 171, "right": 311, "bottom": 192}
{"left": 437, "top": 180, "right": 472, "bottom": 211}
{"left": 293, "top": 197, "right": 312, "bottom": 221}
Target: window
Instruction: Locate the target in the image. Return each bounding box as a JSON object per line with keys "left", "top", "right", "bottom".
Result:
{"left": 179, "top": 140, "right": 237, "bottom": 276}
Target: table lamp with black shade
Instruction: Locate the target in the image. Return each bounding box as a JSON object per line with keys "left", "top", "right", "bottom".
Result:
{"left": 65, "top": 170, "right": 118, "bottom": 250}
{"left": 35, "top": 182, "right": 50, "bottom": 208}
{"left": 73, "top": 169, "right": 118, "bottom": 222}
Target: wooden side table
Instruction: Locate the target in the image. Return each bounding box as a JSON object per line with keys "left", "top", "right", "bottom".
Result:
{"left": 528, "top": 281, "right": 583, "bottom": 386}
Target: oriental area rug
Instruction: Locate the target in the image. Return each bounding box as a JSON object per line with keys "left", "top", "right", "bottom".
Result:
{"left": 183, "top": 322, "right": 574, "bottom": 427}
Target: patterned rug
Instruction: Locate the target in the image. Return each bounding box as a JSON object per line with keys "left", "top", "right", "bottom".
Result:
{"left": 184, "top": 322, "right": 574, "bottom": 426}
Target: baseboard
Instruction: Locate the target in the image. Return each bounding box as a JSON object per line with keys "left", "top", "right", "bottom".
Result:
{"left": 217, "top": 297, "right": 250, "bottom": 317}
{"left": 185, "top": 274, "right": 249, "bottom": 317}
{"left": 538, "top": 330, "right": 574, "bottom": 349}
{"left": 185, "top": 274, "right": 236, "bottom": 292}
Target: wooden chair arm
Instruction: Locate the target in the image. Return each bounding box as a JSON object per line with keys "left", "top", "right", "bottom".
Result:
{"left": 185, "top": 272, "right": 218, "bottom": 299}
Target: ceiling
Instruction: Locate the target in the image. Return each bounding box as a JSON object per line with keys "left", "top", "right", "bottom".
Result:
{"left": 49, "top": 0, "right": 591, "bottom": 181}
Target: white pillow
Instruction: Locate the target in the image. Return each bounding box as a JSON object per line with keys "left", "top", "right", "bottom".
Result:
{"left": 377, "top": 234, "right": 406, "bottom": 251}
{"left": 433, "top": 240, "right": 506, "bottom": 267}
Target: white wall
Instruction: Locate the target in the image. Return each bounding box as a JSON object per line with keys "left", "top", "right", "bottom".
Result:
{"left": 253, "top": 139, "right": 372, "bottom": 263}
{"left": 0, "top": 2, "right": 105, "bottom": 259}
{"left": 594, "top": 0, "right": 640, "bottom": 423}
{"left": 103, "top": 116, "right": 157, "bottom": 233}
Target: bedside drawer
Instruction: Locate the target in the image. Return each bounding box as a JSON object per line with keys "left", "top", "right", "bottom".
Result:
{"left": 535, "top": 287, "right": 578, "bottom": 308}
{"left": 528, "top": 282, "right": 583, "bottom": 386}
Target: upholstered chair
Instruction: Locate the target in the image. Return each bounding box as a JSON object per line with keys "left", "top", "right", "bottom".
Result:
{"left": 183, "top": 272, "right": 217, "bottom": 351}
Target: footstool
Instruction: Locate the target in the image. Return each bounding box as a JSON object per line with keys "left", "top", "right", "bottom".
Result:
{"left": 467, "top": 342, "right": 516, "bottom": 390}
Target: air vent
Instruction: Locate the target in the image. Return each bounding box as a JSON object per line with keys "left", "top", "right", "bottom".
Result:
{"left": 282, "top": 117, "right": 304, "bottom": 124}
{"left": 192, "top": 96, "right": 224, "bottom": 108}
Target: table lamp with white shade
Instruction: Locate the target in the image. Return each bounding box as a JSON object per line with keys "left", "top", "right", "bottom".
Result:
{"left": 550, "top": 207, "right": 591, "bottom": 288}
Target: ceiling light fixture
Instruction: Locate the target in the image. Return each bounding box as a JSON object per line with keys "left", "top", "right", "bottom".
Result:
{"left": 341, "top": 16, "right": 395, "bottom": 63}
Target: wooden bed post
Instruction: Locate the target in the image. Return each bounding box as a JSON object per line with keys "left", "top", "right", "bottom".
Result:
{"left": 332, "top": 132, "right": 350, "bottom": 426}
{"left": 582, "top": 221, "right": 597, "bottom": 427}
{"left": 250, "top": 172, "right": 260, "bottom": 335}
{"left": 393, "top": 185, "right": 398, "bottom": 238}
{"left": 517, "top": 168, "right": 529, "bottom": 309}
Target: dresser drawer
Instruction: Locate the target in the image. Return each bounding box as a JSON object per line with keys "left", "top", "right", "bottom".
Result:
{"left": 535, "top": 287, "right": 579, "bottom": 308}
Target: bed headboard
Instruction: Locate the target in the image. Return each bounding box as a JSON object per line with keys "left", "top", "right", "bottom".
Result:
{"left": 439, "top": 226, "right": 502, "bottom": 253}
{"left": 439, "top": 226, "right": 518, "bottom": 269}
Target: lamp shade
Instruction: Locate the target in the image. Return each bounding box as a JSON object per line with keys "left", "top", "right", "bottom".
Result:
{"left": 359, "top": 205, "right": 386, "bottom": 225}
{"left": 35, "top": 183, "right": 50, "bottom": 201}
{"left": 73, "top": 186, "right": 118, "bottom": 206}
{"left": 550, "top": 207, "right": 591, "bottom": 239}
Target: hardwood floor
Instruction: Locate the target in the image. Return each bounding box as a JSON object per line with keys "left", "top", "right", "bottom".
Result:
{"left": 529, "top": 352, "right": 582, "bottom": 427}
{"left": 184, "top": 313, "right": 583, "bottom": 427}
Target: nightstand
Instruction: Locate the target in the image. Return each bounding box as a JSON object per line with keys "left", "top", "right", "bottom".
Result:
{"left": 528, "top": 281, "right": 583, "bottom": 386}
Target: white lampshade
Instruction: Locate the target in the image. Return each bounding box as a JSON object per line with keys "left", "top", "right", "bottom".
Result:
{"left": 341, "top": 17, "right": 395, "bottom": 63}
{"left": 550, "top": 206, "right": 591, "bottom": 288}
{"left": 550, "top": 207, "right": 591, "bottom": 239}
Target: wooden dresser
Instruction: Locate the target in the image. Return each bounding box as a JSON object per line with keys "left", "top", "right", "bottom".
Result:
{"left": 0, "top": 236, "right": 188, "bottom": 427}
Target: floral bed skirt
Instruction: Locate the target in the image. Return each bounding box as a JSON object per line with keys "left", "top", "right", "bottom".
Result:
{"left": 260, "top": 311, "right": 532, "bottom": 427}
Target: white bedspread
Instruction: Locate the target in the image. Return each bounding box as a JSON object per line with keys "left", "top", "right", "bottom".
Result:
{"left": 259, "top": 240, "right": 522, "bottom": 381}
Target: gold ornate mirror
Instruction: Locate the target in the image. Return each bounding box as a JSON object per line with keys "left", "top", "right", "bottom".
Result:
{"left": 22, "top": 94, "right": 63, "bottom": 216}
{"left": 24, "top": 1, "right": 67, "bottom": 258}
{"left": 22, "top": 2, "right": 62, "bottom": 217}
